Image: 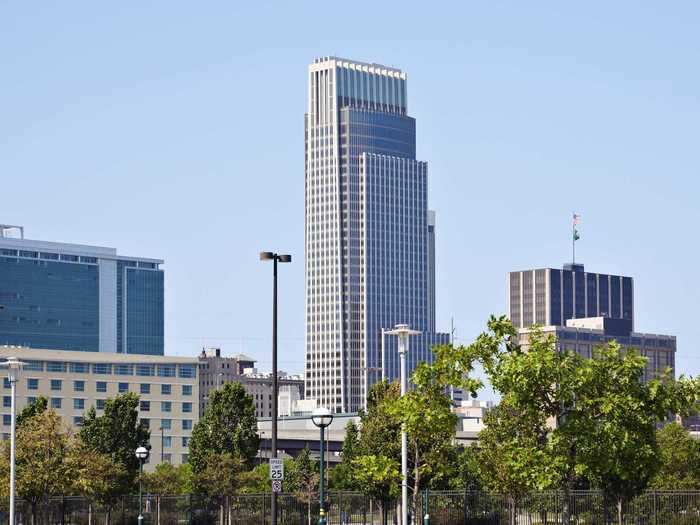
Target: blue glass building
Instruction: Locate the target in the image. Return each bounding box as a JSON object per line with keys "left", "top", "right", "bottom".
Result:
{"left": 0, "top": 228, "right": 163, "bottom": 355}
{"left": 304, "top": 57, "right": 449, "bottom": 413}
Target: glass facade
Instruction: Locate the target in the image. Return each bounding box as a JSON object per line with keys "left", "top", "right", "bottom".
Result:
{"left": 305, "top": 57, "right": 449, "bottom": 413}
{"left": 0, "top": 241, "right": 163, "bottom": 355}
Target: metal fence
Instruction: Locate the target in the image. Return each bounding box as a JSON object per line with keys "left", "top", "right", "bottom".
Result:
{"left": 5, "top": 490, "right": 700, "bottom": 525}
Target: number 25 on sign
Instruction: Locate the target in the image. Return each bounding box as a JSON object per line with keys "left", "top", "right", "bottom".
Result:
{"left": 269, "top": 458, "right": 284, "bottom": 480}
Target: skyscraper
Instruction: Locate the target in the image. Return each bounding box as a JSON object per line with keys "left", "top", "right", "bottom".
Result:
{"left": 0, "top": 226, "right": 164, "bottom": 355}
{"left": 304, "top": 57, "right": 448, "bottom": 413}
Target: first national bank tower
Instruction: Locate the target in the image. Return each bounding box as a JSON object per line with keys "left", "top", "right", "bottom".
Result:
{"left": 304, "top": 57, "right": 448, "bottom": 413}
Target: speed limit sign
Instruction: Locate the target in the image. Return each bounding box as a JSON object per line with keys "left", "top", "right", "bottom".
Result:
{"left": 271, "top": 480, "right": 282, "bottom": 493}
{"left": 269, "top": 458, "right": 284, "bottom": 480}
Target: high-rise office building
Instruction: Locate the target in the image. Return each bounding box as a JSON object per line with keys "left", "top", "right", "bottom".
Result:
{"left": 304, "top": 57, "right": 449, "bottom": 413}
{"left": 508, "top": 263, "right": 634, "bottom": 330}
{"left": 0, "top": 226, "right": 164, "bottom": 355}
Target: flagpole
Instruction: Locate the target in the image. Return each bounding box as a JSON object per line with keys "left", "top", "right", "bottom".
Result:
{"left": 572, "top": 212, "right": 575, "bottom": 264}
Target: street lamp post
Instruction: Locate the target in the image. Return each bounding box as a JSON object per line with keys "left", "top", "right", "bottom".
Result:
{"left": 312, "top": 408, "right": 334, "bottom": 525}
{"left": 159, "top": 426, "right": 165, "bottom": 463}
{"left": 1, "top": 357, "right": 25, "bottom": 525}
{"left": 135, "top": 446, "right": 150, "bottom": 525}
{"left": 385, "top": 324, "right": 421, "bottom": 525}
{"left": 260, "top": 251, "right": 291, "bottom": 525}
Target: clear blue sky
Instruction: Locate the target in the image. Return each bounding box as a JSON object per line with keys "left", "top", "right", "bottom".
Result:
{"left": 2, "top": 2, "right": 699, "bottom": 391}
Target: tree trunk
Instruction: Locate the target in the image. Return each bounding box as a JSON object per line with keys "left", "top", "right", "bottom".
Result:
{"left": 617, "top": 498, "right": 624, "bottom": 525}
{"left": 88, "top": 503, "right": 92, "bottom": 525}
{"left": 508, "top": 496, "right": 516, "bottom": 525}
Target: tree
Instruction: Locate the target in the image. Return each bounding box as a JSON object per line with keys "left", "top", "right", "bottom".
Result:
{"left": 286, "top": 448, "right": 319, "bottom": 525}
{"left": 0, "top": 410, "right": 75, "bottom": 524}
{"left": 352, "top": 455, "right": 400, "bottom": 525}
{"left": 188, "top": 382, "right": 259, "bottom": 474}
{"left": 79, "top": 392, "right": 150, "bottom": 495}
{"left": 16, "top": 395, "right": 47, "bottom": 426}
{"left": 143, "top": 463, "right": 193, "bottom": 495}
{"left": 192, "top": 453, "right": 244, "bottom": 525}
{"left": 651, "top": 422, "right": 700, "bottom": 489}
{"left": 330, "top": 421, "right": 359, "bottom": 490}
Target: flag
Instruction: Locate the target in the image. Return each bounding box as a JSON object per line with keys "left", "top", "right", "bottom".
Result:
{"left": 573, "top": 229, "right": 580, "bottom": 241}
{"left": 573, "top": 213, "right": 581, "bottom": 225}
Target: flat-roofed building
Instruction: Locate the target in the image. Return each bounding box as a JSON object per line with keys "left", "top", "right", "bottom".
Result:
{"left": 0, "top": 346, "right": 198, "bottom": 471}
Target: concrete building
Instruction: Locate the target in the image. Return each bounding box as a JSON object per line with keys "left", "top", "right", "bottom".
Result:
{"left": 0, "top": 226, "right": 164, "bottom": 355}
{"left": 197, "top": 348, "right": 304, "bottom": 418}
{"left": 508, "top": 263, "right": 634, "bottom": 331}
{"left": 517, "top": 317, "right": 675, "bottom": 382}
{"left": 0, "top": 346, "right": 198, "bottom": 471}
{"left": 304, "top": 57, "right": 449, "bottom": 413}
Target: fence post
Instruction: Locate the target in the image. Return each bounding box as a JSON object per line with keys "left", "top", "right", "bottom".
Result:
{"left": 423, "top": 489, "right": 430, "bottom": 525}
{"left": 463, "top": 488, "right": 468, "bottom": 525}
{"left": 653, "top": 490, "right": 658, "bottom": 525}
{"left": 261, "top": 493, "right": 265, "bottom": 525}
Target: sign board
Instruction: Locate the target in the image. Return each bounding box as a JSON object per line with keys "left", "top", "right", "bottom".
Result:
{"left": 269, "top": 458, "right": 284, "bottom": 480}
{"left": 271, "top": 480, "right": 282, "bottom": 493}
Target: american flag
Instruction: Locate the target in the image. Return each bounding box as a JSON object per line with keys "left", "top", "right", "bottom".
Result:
{"left": 573, "top": 213, "right": 581, "bottom": 225}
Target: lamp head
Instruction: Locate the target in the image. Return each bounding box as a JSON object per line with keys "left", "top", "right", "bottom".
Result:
{"left": 1, "top": 357, "right": 25, "bottom": 382}
{"left": 278, "top": 254, "right": 292, "bottom": 263}
{"left": 259, "top": 251, "right": 275, "bottom": 261}
{"left": 311, "top": 407, "right": 334, "bottom": 429}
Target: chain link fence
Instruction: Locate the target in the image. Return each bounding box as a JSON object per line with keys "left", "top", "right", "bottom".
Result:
{"left": 4, "top": 490, "right": 700, "bottom": 525}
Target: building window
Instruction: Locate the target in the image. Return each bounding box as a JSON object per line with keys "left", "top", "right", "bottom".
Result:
{"left": 182, "top": 385, "right": 192, "bottom": 396}
{"left": 182, "top": 420, "right": 192, "bottom": 431}
{"left": 74, "top": 380, "right": 85, "bottom": 392}
{"left": 96, "top": 382, "right": 107, "bottom": 393}
{"left": 69, "top": 363, "right": 89, "bottom": 373}
{"left": 93, "top": 364, "right": 111, "bottom": 375}
{"left": 73, "top": 416, "right": 84, "bottom": 426}
{"left": 182, "top": 402, "right": 192, "bottom": 413}
{"left": 74, "top": 398, "right": 85, "bottom": 410}
{"left": 140, "top": 401, "right": 150, "bottom": 412}
{"left": 162, "top": 453, "right": 172, "bottom": 464}
{"left": 96, "top": 399, "right": 106, "bottom": 410}
{"left": 141, "top": 418, "right": 150, "bottom": 429}
{"left": 160, "top": 419, "right": 171, "bottom": 430}
{"left": 3, "top": 378, "right": 9, "bottom": 389}
{"left": 26, "top": 397, "right": 36, "bottom": 405}
{"left": 51, "top": 398, "right": 62, "bottom": 409}
{"left": 50, "top": 379, "right": 62, "bottom": 391}
{"left": 181, "top": 454, "right": 189, "bottom": 464}
{"left": 24, "top": 361, "right": 43, "bottom": 372}
{"left": 161, "top": 384, "right": 171, "bottom": 395}
{"left": 157, "top": 365, "right": 176, "bottom": 378}
{"left": 115, "top": 364, "right": 134, "bottom": 376}
{"left": 163, "top": 436, "right": 172, "bottom": 448}
{"left": 161, "top": 402, "right": 172, "bottom": 413}
{"left": 118, "top": 383, "right": 129, "bottom": 393}
{"left": 140, "top": 384, "right": 150, "bottom": 394}
{"left": 182, "top": 437, "right": 190, "bottom": 447}
{"left": 179, "top": 365, "right": 196, "bottom": 378}
{"left": 27, "top": 378, "right": 39, "bottom": 390}
{"left": 136, "top": 364, "right": 155, "bottom": 377}
{"left": 3, "top": 415, "right": 11, "bottom": 426}
{"left": 47, "top": 362, "right": 66, "bottom": 373}
{"left": 2, "top": 396, "right": 10, "bottom": 408}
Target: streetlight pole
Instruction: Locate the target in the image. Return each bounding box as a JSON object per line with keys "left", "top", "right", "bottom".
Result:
{"left": 135, "top": 446, "right": 150, "bottom": 525}
{"left": 260, "top": 251, "right": 291, "bottom": 525}
{"left": 2, "top": 357, "right": 25, "bottom": 525}
{"left": 312, "top": 408, "right": 334, "bottom": 525}
{"left": 159, "top": 426, "right": 164, "bottom": 463}
{"left": 385, "top": 324, "right": 420, "bottom": 525}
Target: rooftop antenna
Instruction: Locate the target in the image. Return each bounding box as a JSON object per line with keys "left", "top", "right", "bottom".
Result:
{"left": 0, "top": 225, "right": 24, "bottom": 239}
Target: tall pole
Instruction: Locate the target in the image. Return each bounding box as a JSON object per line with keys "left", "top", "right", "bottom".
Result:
{"left": 160, "top": 427, "right": 164, "bottom": 463}
{"left": 271, "top": 256, "right": 278, "bottom": 525}
{"left": 399, "top": 336, "right": 408, "bottom": 525}
{"left": 9, "top": 375, "right": 16, "bottom": 525}
{"left": 138, "top": 460, "right": 144, "bottom": 525}
{"left": 319, "top": 426, "right": 326, "bottom": 525}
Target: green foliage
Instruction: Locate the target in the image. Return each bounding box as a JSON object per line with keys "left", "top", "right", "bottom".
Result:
{"left": 351, "top": 455, "right": 401, "bottom": 503}
{"left": 239, "top": 463, "right": 269, "bottom": 493}
{"left": 192, "top": 453, "right": 244, "bottom": 499}
{"left": 651, "top": 423, "right": 700, "bottom": 489}
{"left": 143, "top": 463, "right": 193, "bottom": 495}
{"left": 16, "top": 395, "right": 47, "bottom": 427}
{"left": 68, "top": 441, "right": 126, "bottom": 506}
{"left": 79, "top": 392, "right": 150, "bottom": 494}
{"left": 286, "top": 448, "right": 319, "bottom": 500}
{"left": 330, "top": 421, "right": 359, "bottom": 490}
{"left": 188, "top": 382, "right": 259, "bottom": 474}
